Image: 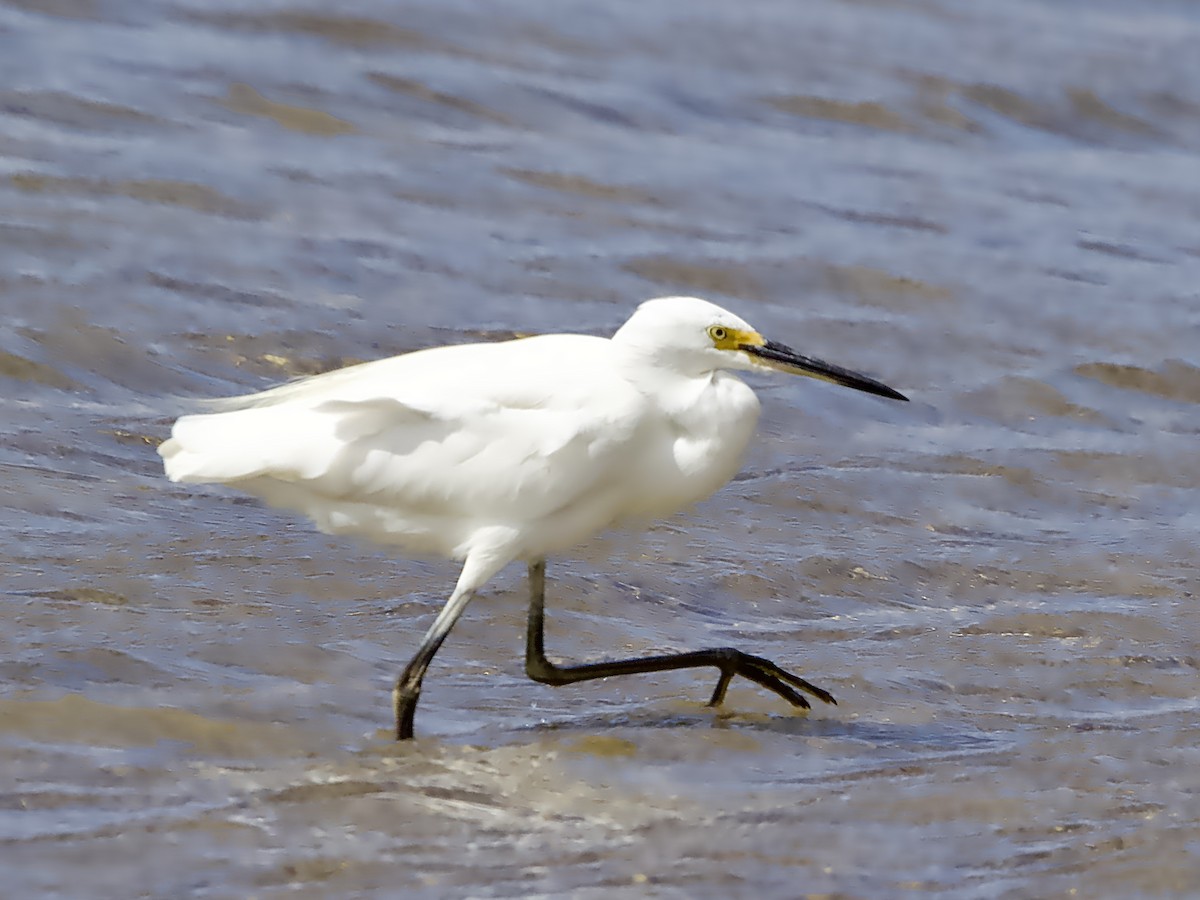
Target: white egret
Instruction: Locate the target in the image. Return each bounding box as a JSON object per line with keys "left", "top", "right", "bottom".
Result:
{"left": 160, "top": 296, "right": 907, "bottom": 739}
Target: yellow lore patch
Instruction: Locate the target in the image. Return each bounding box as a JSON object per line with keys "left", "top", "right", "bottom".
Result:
{"left": 708, "top": 325, "right": 764, "bottom": 350}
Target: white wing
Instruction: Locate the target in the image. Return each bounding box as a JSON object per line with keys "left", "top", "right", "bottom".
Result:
{"left": 160, "top": 335, "right": 652, "bottom": 543}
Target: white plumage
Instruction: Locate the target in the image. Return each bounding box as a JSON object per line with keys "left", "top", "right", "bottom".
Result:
{"left": 163, "top": 298, "right": 762, "bottom": 585}
{"left": 161, "top": 295, "right": 906, "bottom": 739}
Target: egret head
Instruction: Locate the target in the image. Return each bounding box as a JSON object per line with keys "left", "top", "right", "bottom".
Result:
{"left": 613, "top": 296, "right": 908, "bottom": 401}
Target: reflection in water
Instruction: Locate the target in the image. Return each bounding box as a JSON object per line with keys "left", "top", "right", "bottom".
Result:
{"left": 2, "top": 0, "right": 1200, "bottom": 896}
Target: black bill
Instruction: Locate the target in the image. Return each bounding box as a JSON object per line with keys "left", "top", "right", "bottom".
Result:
{"left": 743, "top": 340, "right": 908, "bottom": 402}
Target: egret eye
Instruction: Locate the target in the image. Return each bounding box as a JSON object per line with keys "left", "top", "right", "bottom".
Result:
{"left": 709, "top": 325, "right": 729, "bottom": 342}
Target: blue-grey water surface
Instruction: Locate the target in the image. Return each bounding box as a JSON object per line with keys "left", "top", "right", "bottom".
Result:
{"left": 2, "top": 0, "right": 1200, "bottom": 896}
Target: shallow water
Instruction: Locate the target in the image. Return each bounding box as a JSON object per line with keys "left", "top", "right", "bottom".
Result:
{"left": 3, "top": 0, "right": 1200, "bottom": 896}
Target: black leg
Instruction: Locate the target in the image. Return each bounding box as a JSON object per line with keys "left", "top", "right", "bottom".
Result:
{"left": 523, "top": 560, "right": 835, "bottom": 712}
{"left": 394, "top": 586, "right": 476, "bottom": 740}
